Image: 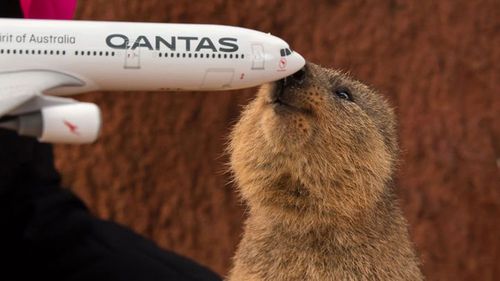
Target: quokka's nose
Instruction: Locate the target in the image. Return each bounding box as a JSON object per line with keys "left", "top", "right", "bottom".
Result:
{"left": 283, "top": 66, "right": 306, "bottom": 88}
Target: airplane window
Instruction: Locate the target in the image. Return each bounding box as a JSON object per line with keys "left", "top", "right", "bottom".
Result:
{"left": 285, "top": 49, "right": 291, "bottom": 56}
{"left": 235, "top": 54, "right": 239, "bottom": 59}
{"left": 177, "top": 53, "right": 180, "bottom": 58}
{"left": 280, "top": 49, "right": 286, "bottom": 57}
{"left": 164, "top": 52, "right": 168, "bottom": 57}
{"left": 224, "top": 54, "right": 227, "bottom": 58}
{"left": 171, "top": 53, "right": 175, "bottom": 57}
{"left": 159, "top": 53, "right": 162, "bottom": 57}
{"left": 229, "top": 54, "right": 233, "bottom": 59}
{"left": 74, "top": 51, "right": 78, "bottom": 55}
{"left": 111, "top": 51, "right": 115, "bottom": 56}
{"left": 194, "top": 53, "right": 198, "bottom": 58}
{"left": 241, "top": 54, "right": 245, "bottom": 59}
{"left": 63, "top": 50, "right": 66, "bottom": 55}
{"left": 99, "top": 51, "right": 102, "bottom": 56}
{"left": 188, "top": 53, "right": 192, "bottom": 58}
{"left": 0, "top": 49, "right": 3, "bottom": 54}
{"left": 212, "top": 54, "right": 216, "bottom": 58}
{"left": 218, "top": 54, "right": 221, "bottom": 58}
{"left": 200, "top": 53, "right": 203, "bottom": 58}
{"left": 182, "top": 53, "right": 186, "bottom": 58}
{"left": 13, "top": 50, "right": 17, "bottom": 54}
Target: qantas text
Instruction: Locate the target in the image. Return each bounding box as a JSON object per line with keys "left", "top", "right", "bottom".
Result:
{"left": 106, "top": 34, "right": 238, "bottom": 52}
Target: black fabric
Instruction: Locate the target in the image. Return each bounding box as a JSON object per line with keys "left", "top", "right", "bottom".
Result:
{"left": 1, "top": 0, "right": 24, "bottom": 18}
{"left": 0, "top": 129, "right": 222, "bottom": 281}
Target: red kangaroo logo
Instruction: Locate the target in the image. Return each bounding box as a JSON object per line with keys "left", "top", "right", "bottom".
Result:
{"left": 63, "top": 120, "right": 80, "bottom": 136}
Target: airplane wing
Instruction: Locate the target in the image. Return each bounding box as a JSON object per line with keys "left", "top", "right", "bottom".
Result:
{"left": 0, "top": 70, "right": 84, "bottom": 116}
{"left": 0, "top": 70, "right": 101, "bottom": 144}
{"left": 0, "top": 89, "right": 33, "bottom": 117}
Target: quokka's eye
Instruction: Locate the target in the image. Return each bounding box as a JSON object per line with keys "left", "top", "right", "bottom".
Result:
{"left": 334, "top": 87, "right": 353, "bottom": 102}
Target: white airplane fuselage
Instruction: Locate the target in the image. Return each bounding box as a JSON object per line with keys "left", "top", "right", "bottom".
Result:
{"left": 0, "top": 18, "right": 305, "bottom": 94}
{"left": 0, "top": 19, "right": 305, "bottom": 144}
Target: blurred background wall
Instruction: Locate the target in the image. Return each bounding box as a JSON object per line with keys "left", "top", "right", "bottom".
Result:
{"left": 47, "top": 0, "right": 499, "bottom": 280}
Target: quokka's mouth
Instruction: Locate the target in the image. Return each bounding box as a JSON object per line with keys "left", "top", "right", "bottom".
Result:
{"left": 270, "top": 78, "right": 285, "bottom": 102}
{"left": 268, "top": 79, "right": 313, "bottom": 115}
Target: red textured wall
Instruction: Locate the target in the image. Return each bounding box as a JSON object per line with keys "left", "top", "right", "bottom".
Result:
{"left": 53, "top": 1, "right": 499, "bottom": 280}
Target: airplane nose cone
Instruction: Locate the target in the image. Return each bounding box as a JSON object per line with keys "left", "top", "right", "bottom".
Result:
{"left": 288, "top": 51, "right": 306, "bottom": 74}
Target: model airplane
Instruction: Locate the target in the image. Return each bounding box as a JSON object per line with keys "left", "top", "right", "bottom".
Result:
{"left": 0, "top": 18, "right": 305, "bottom": 144}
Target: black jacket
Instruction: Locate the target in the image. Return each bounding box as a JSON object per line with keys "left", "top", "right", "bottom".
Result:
{"left": 0, "top": 2, "right": 222, "bottom": 279}
{"left": 0, "top": 131, "right": 222, "bottom": 281}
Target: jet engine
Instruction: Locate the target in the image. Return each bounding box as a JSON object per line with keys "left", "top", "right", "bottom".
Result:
{"left": 0, "top": 103, "right": 101, "bottom": 144}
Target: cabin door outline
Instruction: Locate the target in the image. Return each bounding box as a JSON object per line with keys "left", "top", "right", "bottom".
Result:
{"left": 201, "top": 68, "right": 235, "bottom": 90}
{"left": 251, "top": 43, "right": 265, "bottom": 70}
{"left": 124, "top": 40, "right": 141, "bottom": 69}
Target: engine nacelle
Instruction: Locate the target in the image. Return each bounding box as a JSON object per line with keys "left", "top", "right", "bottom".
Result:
{"left": 0, "top": 102, "right": 101, "bottom": 143}
{"left": 38, "top": 103, "right": 102, "bottom": 144}
{"left": 0, "top": 103, "right": 101, "bottom": 144}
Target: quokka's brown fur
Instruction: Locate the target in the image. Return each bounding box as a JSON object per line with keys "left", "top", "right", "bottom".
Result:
{"left": 227, "top": 63, "right": 423, "bottom": 281}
